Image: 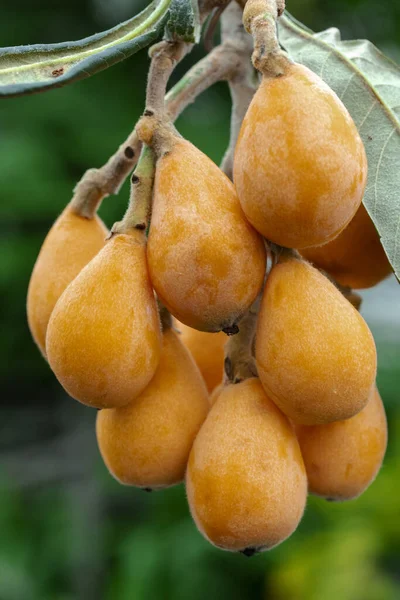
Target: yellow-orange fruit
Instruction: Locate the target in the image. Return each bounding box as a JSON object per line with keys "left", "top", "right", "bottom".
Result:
{"left": 175, "top": 320, "right": 225, "bottom": 392}
{"left": 209, "top": 383, "right": 224, "bottom": 407}
{"left": 295, "top": 387, "right": 387, "bottom": 500}
{"left": 147, "top": 139, "right": 266, "bottom": 332}
{"left": 234, "top": 63, "right": 367, "bottom": 249}
{"left": 186, "top": 378, "right": 307, "bottom": 553}
{"left": 302, "top": 203, "right": 392, "bottom": 289}
{"left": 256, "top": 257, "right": 377, "bottom": 425}
{"left": 46, "top": 231, "right": 161, "bottom": 409}
{"left": 27, "top": 204, "right": 107, "bottom": 357}
{"left": 96, "top": 329, "right": 209, "bottom": 489}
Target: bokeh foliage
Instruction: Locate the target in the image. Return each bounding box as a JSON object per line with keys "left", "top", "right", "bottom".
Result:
{"left": 0, "top": 1, "right": 399, "bottom": 599}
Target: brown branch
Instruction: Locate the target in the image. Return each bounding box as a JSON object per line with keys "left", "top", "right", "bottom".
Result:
{"left": 69, "top": 131, "right": 141, "bottom": 218}
{"left": 70, "top": 0, "right": 251, "bottom": 218}
{"left": 165, "top": 43, "right": 242, "bottom": 120}
{"left": 146, "top": 41, "right": 192, "bottom": 115}
{"left": 110, "top": 146, "right": 156, "bottom": 235}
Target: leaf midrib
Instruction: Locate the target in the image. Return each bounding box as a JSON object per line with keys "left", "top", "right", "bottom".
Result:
{"left": 0, "top": 0, "right": 171, "bottom": 77}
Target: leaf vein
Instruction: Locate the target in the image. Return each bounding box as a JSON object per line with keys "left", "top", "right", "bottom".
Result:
{"left": 339, "top": 72, "right": 355, "bottom": 101}
{"left": 373, "top": 128, "right": 395, "bottom": 214}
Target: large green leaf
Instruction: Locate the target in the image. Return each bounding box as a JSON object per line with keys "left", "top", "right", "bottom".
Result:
{"left": 279, "top": 12, "right": 400, "bottom": 281}
{"left": 165, "top": 0, "right": 201, "bottom": 43}
{"left": 0, "top": 0, "right": 171, "bottom": 98}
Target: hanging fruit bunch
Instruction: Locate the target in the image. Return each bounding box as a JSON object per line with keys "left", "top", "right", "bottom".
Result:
{"left": 5, "top": 0, "right": 396, "bottom": 556}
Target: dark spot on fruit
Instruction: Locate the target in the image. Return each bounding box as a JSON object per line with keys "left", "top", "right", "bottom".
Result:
{"left": 223, "top": 324, "right": 239, "bottom": 336}
{"left": 241, "top": 547, "right": 257, "bottom": 558}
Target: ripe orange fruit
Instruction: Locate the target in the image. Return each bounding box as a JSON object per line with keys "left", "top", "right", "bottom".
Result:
{"left": 256, "top": 256, "right": 377, "bottom": 425}
{"left": 186, "top": 378, "right": 307, "bottom": 553}
{"left": 302, "top": 204, "right": 392, "bottom": 289}
{"left": 147, "top": 138, "right": 266, "bottom": 332}
{"left": 295, "top": 386, "right": 387, "bottom": 500}
{"left": 27, "top": 204, "right": 107, "bottom": 357}
{"left": 234, "top": 63, "right": 367, "bottom": 249}
{"left": 46, "top": 230, "right": 161, "bottom": 408}
{"left": 209, "top": 383, "right": 224, "bottom": 407}
{"left": 174, "top": 320, "right": 225, "bottom": 392}
{"left": 97, "top": 328, "right": 209, "bottom": 489}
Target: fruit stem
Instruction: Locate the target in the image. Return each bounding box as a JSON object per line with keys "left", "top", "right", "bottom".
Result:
{"left": 70, "top": 22, "right": 252, "bottom": 216}
{"left": 220, "top": 76, "right": 258, "bottom": 179}
{"left": 158, "top": 301, "right": 173, "bottom": 331}
{"left": 144, "top": 0, "right": 234, "bottom": 117}
{"left": 146, "top": 41, "right": 192, "bottom": 116}
{"left": 69, "top": 129, "right": 142, "bottom": 219}
{"left": 110, "top": 146, "right": 155, "bottom": 235}
{"left": 137, "top": 4, "right": 257, "bottom": 157}
{"left": 69, "top": 137, "right": 140, "bottom": 220}
{"left": 165, "top": 41, "right": 246, "bottom": 120}
{"left": 220, "top": 1, "right": 258, "bottom": 179}
{"left": 224, "top": 297, "right": 261, "bottom": 384}
{"left": 243, "top": 0, "right": 292, "bottom": 76}
{"left": 268, "top": 244, "right": 300, "bottom": 266}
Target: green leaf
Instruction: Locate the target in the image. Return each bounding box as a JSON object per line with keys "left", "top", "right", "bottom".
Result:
{"left": 0, "top": 0, "right": 171, "bottom": 98}
{"left": 279, "top": 12, "right": 400, "bottom": 281}
{"left": 164, "top": 0, "right": 201, "bottom": 43}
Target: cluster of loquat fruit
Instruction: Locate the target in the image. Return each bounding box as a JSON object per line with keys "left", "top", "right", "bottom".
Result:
{"left": 27, "top": 61, "right": 390, "bottom": 556}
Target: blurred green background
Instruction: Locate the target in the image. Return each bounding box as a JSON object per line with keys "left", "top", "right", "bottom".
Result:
{"left": 0, "top": 1, "right": 399, "bottom": 599}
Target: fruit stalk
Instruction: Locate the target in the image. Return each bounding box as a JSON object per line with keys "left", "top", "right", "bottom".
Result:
{"left": 220, "top": 1, "right": 258, "bottom": 178}
{"left": 110, "top": 145, "right": 155, "bottom": 235}
{"left": 243, "top": 0, "right": 291, "bottom": 76}
{"left": 220, "top": 77, "right": 257, "bottom": 178}
{"left": 146, "top": 40, "right": 192, "bottom": 116}
{"left": 158, "top": 301, "right": 173, "bottom": 331}
{"left": 144, "top": 0, "right": 232, "bottom": 116}
{"left": 224, "top": 297, "right": 261, "bottom": 383}
{"left": 269, "top": 244, "right": 299, "bottom": 263}
{"left": 139, "top": 1, "right": 258, "bottom": 161}
{"left": 70, "top": 137, "right": 140, "bottom": 219}
{"left": 69, "top": 4, "right": 253, "bottom": 218}
{"left": 165, "top": 43, "right": 245, "bottom": 120}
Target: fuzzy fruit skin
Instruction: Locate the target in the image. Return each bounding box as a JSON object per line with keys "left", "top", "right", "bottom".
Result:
{"left": 96, "top": 329, "right": 209, "bottom": 489}
{"left": 27, "top": 204, "right": 107, "bottom": 358}
{"left": 147, "top": 139, "right": 266, "bottom": 332}
{"left": 175, "top": 320, "right": 225, "bottom": 392}
{"left": 46, "top": 231, "right": 162, "bottom": 409}
{"left": 295, "top": 387, "right": 387, "bottom": 501}
{"left": 302, "top": 204, "right": 392, "bottom": 289}
{"left": 186, "top": 378, "right": 307, "bottom": 553}
{"left": 256, "top": 258, "right": 377, "bottom": 425}
{"left": 233, "top": 63, "right": 367, "bottom": 249}
{"left": 209, "top": 383, "right": 224, "bottom": 407}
